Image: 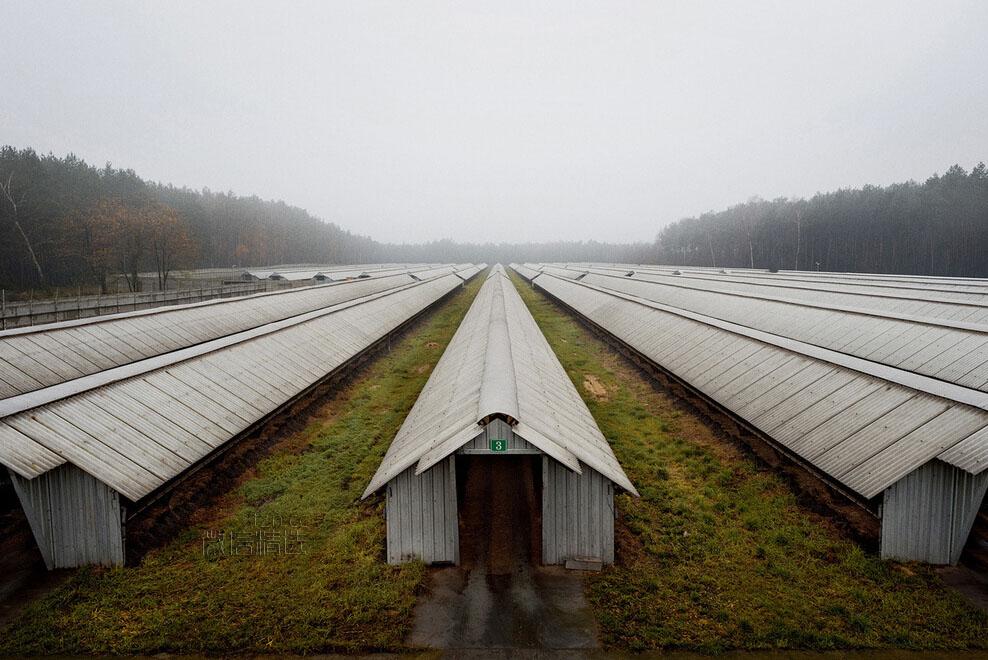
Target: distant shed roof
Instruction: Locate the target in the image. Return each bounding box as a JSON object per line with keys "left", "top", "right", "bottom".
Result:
{"left": 571, "top": 271, "right": 988, "bottom": 392}
{"left": 0, "top": 273, "right": 419, "bottom": 399}
{"left": 526, "top": 266, "right": 988, "bottom": 499}
{"left": 0, "top": 274, "right": 464, "bottom": 500}
{"left": 364, "top": 265, "right": 637, "bottom": 498}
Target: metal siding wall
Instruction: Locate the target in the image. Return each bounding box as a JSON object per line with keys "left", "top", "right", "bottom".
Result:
{"left": 8, "top": 466, "right": 55, "bottom": 568}
{"left": 458, "top": 419, "right": 539, "bottom": 454}
{"left": 881, "top": 460, "right": 988, "bottom": 564}
{"left": 385, "top": 456, "right": 458, "bottom": 564}
{"left": 9, "top": 464, "right": 123, "bottom": 568}
{"left": 541, "top": 457, "right": 615, "bottom": 564}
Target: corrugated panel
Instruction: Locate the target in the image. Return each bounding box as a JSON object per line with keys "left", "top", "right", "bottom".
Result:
{"left": 842, "top": 405, "right": 988, "bottom": 497}
{"left": 881, "top": 460, "right": 988, "bottom": 564}
{"left": 458, "top": 417, "right": 540, "bottom": 454}
{"left": 574, "top": 270, "right": 988, "bottom": 392}
{"left": 509, "top": 263, "right": 542, "bottom": 281}
{"left": 0, "top": 421, "right": 65, "bottom": 479}
{"left": 0, "top": 273, "right": 464, "bottom": 501}
{"left": 386, "top": 456, "right": 458, "bottom": 564}
{"left": 542, "top": 457, "right": 615, "bottom": 564}
{"left": 623, "top": 265, "right": 988, "bottom": 300}
{"left": 534, "top": 270, "right": 988, "bottom": 499}
{"left": 939, "top": 426, "right": 988, "bottom": 473}
{"left": 0, "top": 272, "right": 424, "bottom": 397}
{"left": 364, "top": 265, "right": 638, "bottom": 498}
{"left": 608, "top": 268, "right": 988, "bottom": 324}
{"left": 10, "top": 463, "right": 124, "bottom": 568}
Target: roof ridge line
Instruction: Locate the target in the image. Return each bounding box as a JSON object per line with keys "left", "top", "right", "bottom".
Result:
{"left": 584, "top": 269, "right": 988, "bottom": 333}
{"left": 477, "top": 274, "right": 520, "bottom": 425}
{"left": 0, "top": 277, "right": 437, "bottom": 420}
{"left": 548, "top": 274, "right": 988, "bottom": 412}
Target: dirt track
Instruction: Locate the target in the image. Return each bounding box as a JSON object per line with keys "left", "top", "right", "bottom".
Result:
{"left": 409, "top": 456, "right": 600, "bottom": 650}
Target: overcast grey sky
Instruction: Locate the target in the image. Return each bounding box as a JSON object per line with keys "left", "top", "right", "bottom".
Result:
{"left": 2, "top": 1, "right": 986, "bottom": 244}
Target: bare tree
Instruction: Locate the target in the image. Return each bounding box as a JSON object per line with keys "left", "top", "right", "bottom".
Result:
{"left": 0, "top": 172, "right": 45, "bottom": 284}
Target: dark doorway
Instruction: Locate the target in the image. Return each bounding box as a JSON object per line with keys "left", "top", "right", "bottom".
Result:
{"left": 0, "top": 480, "right": 53, "bottom": 627}
{"left": 456, "top": 454, "right": 542, "bottom": 570}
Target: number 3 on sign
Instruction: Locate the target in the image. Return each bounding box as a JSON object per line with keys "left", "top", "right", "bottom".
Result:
{"left": 490, "top": 438, "right": 507, "bottom": 452}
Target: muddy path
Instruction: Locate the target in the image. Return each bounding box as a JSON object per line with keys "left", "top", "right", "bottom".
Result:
{"left": 408, "top": 456, "right": 600, "bottom": 650}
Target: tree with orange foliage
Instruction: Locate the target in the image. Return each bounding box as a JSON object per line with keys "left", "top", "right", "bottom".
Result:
{"left": 146, "top": 201, "right": 194, "bottom": 289}
{"left": 75, "top": 198, "right": 127, "bottom": 293}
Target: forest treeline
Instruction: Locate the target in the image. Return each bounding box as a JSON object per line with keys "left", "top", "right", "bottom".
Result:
{"left": 378, "top": 239, "right": 653, "bottom": 267}
{"left": 0, "top": 147, "right": 379, "bottom": 292}
{"left": 3, "top": 146, "right": 987, "bottom": 292}
{"left": 654, "top": 163, "right": 988, "bottom": 276}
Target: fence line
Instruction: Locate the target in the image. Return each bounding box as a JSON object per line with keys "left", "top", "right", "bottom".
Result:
{"left": 0, "top": 280, "right": 310, "bottom": 330}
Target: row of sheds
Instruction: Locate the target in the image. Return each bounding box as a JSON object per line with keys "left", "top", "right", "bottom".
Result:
{"left": 363, "top": 265, "right": 637, "bottom": 566}
{"left": 0, "top": 263, "right": 484, "bottom": 568}
{"left": 241, "top": 263, "right": 479, "bottom": 283}
{"left": 512, "top": 262, "right": 988, "bottom": 564}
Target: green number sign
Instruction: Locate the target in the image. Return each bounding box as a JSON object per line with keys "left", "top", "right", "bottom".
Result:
{"left": 490, "top": 438, "right": 507, "bottom": 452}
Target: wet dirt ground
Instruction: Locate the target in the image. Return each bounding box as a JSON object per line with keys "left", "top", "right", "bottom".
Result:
{"left": 0, "top": 495, "right": 69, "bottom": 628}
{"left": 408, "top": 456, "right": 601, "bottom": 651}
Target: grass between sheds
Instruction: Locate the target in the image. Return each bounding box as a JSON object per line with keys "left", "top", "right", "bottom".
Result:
{"left": 510, "top": 272, "right": 988, "bottom": 653}
{"left": 0, "top": 274, "right": 484, "bottom": 655}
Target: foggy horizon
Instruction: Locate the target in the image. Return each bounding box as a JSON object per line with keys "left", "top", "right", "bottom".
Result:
{"left": 3, "top": 1, "right": 986, "bottom": 245}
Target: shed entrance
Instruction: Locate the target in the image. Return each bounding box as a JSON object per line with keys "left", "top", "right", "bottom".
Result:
{"left": 456, "top": 455, "right": 542, "bottom": 570}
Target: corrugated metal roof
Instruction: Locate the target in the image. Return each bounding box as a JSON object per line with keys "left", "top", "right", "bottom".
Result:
{"left": 363, "top": 265, "right": 637, "bottom": 498}
{"left": 243, "top": 263, "right": 443, "bottom": 281}
{"left": 589, "top": 264, "right": 988, "bottom": 292}
{"left": 509, "top": 263, "right": 542, "bottom": 281}
{"left": 0, "top": 274, "right": 464, "bottom": 497}
{"left": 568, "top": 271, "right": 988, "bottom": 392}
{"left": 0, "top": 273, "right": 428, "bottom": 399}
{"left": 617, "top": 269, "right": 988, "bottom": 317}
{"left": 525, "top": 267, "right": 988, "bottom": 499}
{"left": 268, "top": 269, "right": 329, "bottom": 281}
{"left": 453, "top": 264, "right": 485, "bottom": 281}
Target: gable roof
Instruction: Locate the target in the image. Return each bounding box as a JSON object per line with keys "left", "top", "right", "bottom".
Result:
{"left": 0, "top": 274, "right": 464, "bottom": 500}
{"left": 526, "top": 265, "right": 988, "bottom": 499}
{"left": 363, "top": 265, "right": 638, "bottom": 497}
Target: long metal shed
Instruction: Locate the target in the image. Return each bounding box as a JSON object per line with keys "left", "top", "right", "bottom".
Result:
{"left": 517, "top": 264, "right": 988, "bottom": 565}
{"left": 0, "top": 272, "right": 427, "bottom": 399}
{"left": 363, "top": 265, "right": 637, "bottom": 566}
{"left": 586, "top": 266, "right": 988, "bottom": 322}
{"left": 567, "top": 269, "right": 988, "bottom": 391}
{"left": 453, "top": 263, "right": 486, "bottom": 281}
{"left": 0, "top": 272, "right": 466, "bottom": 569}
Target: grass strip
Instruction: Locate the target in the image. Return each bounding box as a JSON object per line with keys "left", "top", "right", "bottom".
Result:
{"left": 0, "top": 275, "right": 484, "bottom": 655}
{"left": 510, "top": 271, "right": 988, "bottom": 653}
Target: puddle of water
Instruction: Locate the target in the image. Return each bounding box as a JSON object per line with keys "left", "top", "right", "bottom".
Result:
{"left": 408, "top": 564, "right": 599, "bottom": 650}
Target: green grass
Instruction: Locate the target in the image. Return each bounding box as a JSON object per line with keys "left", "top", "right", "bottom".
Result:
{"left": 0, "top": 275, "right": 484, "bottom": 655}
{"left": 510, "top": 272, "right": 988, "bottom": 653}
{"left": 4, "top": 270, "right": 986, "bottom": 654}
